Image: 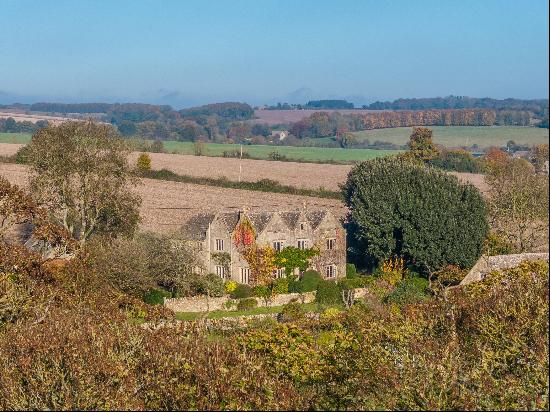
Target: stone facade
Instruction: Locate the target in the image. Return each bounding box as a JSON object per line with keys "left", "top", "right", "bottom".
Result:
{"left": 460, "top": 253, "right": 549, "bottom": 286}
{"left": 180, "top": 207, "right": 347, "bottom": 284}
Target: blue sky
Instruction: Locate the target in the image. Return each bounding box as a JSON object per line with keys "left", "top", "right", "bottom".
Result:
{"left": 0, "top": 0, "right": 548, "bottom": 108}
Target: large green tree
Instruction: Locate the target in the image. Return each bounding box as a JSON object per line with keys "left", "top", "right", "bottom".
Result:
{"left": 27, "top": 120, "right": 141, "bottom": 244}
{"left": 342, "top": 157, "right": 488, "bottom": 272}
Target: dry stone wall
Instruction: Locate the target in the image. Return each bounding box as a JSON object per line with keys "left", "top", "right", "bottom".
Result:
{"left": 164, "top": 289, "right": 369, "bottom": 313}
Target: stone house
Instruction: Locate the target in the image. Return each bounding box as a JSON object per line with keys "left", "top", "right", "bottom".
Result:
{"left": 180, "top": 208, "right": 346, "bottom": 284}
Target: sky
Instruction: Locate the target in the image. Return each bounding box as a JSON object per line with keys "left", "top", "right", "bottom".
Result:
{"left": 0, "top": 0, "right": 548, "bottom": 108}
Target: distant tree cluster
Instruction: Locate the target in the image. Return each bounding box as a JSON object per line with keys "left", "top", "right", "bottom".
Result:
{"left": 30, "top": 102, "right": 113, "bottom": 113}
{"left": 179, "top": 102, "right": 254, "bottom": 120}
{"left": 290, "top": 109, "right": 498, "bottom": 138}
{"left": 0, "top": 117, "right": 48, "bottom": 133}
{"left": 304, "top": 100, "right": 354, "bottom": 109}
{"left": 367, "top": 95, "right": 548, "bottom": 114}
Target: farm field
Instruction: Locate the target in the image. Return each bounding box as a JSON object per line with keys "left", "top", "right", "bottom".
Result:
{"left": 0, "top": 163, "right": 346, "bottom": 234}
{"left": 348, "top": 126, "right": 549, "bottom": 148}
{"left": 1, "top": 142, "right": 488, "bottom": 193}
{"left": 0, "top": 133, "right": 32, "bottom": 144}
{"left": 1, "top": 142, "right": 485, "bottom": 193}
{"left": 0, "top": 133, "right": 399, "bottom": 163}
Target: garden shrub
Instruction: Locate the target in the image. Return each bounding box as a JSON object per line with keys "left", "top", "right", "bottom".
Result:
{"left": 236, "top": 297, "right": 258, "bottom": 311}
{"left": 272, "top": 278, "right": 289, "bottom": 294}
{"left": 224, "top": 280, "right": 238, "bottom": 295}
{"left": 385, "top": 276, "right": 429, "bottom": 306}
{"left": 343, "top": 156, "right": 488, "bottom": 273}
{"left": 297, "top": 270, "right": 322, "bottom": 293}
{"left": 346, "top": 263, "right": 357, "bottom": 278}
{"left": 230, "top": 284, "right": 253, "bottom": 299}
{"left": 143, "top": 288, "right": 172, "bottom": 306}
{"left": 278, "top": 302, "right": 306, "bottom": 323}
{"left": 315, "top": 280, "right": 342, "bottom": 306}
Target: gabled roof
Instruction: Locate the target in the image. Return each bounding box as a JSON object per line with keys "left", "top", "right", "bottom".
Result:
{"left": 306, "top": 211, "right": 328, "bottom": 230}
{"left": 180, "top": 209, "right": 334, "bottom": 240}
{"left": 279, "top": 211, "right": 301, "bottom": 230}
{"left": 247, "top": 212, "right": 272, "bottom": 234}
{"left": 181, "top": 213, "right": 216, "bottom": 240}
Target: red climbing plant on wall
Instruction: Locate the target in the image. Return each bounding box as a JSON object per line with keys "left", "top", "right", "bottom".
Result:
{"left": 233, "top": 217, "right": 256, "bottom": 248}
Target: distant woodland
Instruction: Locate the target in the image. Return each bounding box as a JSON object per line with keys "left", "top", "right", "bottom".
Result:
{"left": 0, "top": 96, "right": 547, "bottom": 142}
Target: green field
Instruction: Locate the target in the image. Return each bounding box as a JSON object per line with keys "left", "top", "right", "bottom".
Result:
{"left": 0, "top": 133, "right": 32, "bottom": 144}
{"left": 0, "top": 132, "right": 398, "bottom": 163}
{"left": 162, "top": 141, "right": 399, "bottom": 162}
{"left": 348, "top": 126, "right": 549, "bottom": 148}
{"left": 4, "top": 125, "right": 547, "bottom": 163}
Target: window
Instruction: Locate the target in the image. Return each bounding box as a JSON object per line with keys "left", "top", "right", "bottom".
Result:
{"left": 273, "top": 240, "right": 284, "bottom": 252}
{"left": 240, "top": 267, "right": 250, "bottom": 284}
{"left": 215, "top": 265, "right": 227, "bottom": 279}
{"left": 215, "top": 239, "right": 224, "bottom": 251}
{"left": 326, "top": 238, "right": 336, "bottom": 250}
{"left": 325, "top": 264, "right": 337, "bottom": 279}
{"left": 273, "top": 268, "right": 286, "bottom": 279}
{"left": 297, "top": 239, "right": 307, "bottom": 250}
{"left": 300, "top": 222, "right": 305, "bottom": 230}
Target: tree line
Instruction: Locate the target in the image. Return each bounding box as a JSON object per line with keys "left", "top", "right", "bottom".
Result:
{"left": 290, "top": 109, "right": 505, "bottom": 139}
{"left": 367, "top": 95, "right": 548, "bottom": 114}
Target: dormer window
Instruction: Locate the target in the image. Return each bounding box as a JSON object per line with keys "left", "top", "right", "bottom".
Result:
{"left": 215, "top": 239, "right": 224, "bottom": 251}
{"left": 300, "top": 222, "right": 305, "bottom": 230}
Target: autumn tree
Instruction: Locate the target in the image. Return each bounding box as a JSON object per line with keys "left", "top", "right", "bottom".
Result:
{"left": 408, "top": 127, "right": 439, "bottom": 161}
{"left": 530, "top": 143, "right": 549, "bottom": 173}
{"left": 26, "top": 120, "right": 141, "bottom": 245}
{"left": 486, "top": 157, "right": 549, "bottom": 251}
{"left": 0, "top": 177, "right": 75, "bottom": 258}
{"left": 136, "top": 152, "right": 152, "bottom": 175}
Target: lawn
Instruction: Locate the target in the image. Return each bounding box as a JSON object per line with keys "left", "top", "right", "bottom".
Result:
{"left": 175, "top": 302, "right": 320, "bottom": 321}
{"left": 349, "top": 126, "right": 549, "bottom": 148}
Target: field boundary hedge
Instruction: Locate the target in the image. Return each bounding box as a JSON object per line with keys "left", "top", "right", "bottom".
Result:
{"left": 140, "top": 169, "right": 341, "bottom": 199}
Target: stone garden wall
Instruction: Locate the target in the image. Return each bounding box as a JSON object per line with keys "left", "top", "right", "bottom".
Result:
{"left": 164, "top": 288, "right": 369, "bottom": 313}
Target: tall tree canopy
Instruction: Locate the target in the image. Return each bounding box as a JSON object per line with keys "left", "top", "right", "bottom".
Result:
{"left": 342, "top": 157, "right": 488, "bottom": 272}
{"left": 27, "top": 120, "right": 141, "bottom": 244}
